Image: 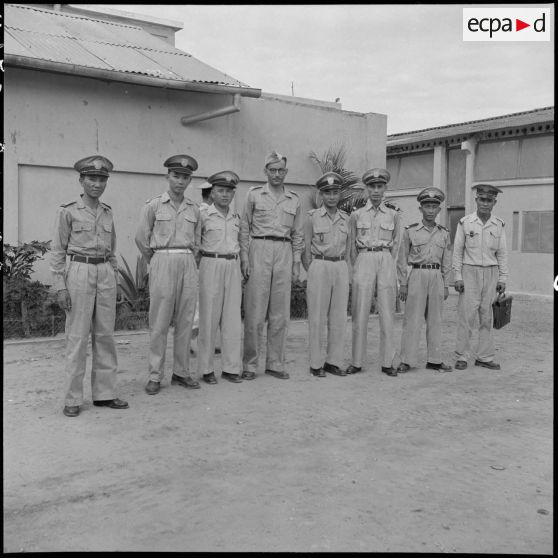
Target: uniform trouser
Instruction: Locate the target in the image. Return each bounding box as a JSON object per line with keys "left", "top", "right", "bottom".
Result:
{"left": 307, "top": 259, "right": 349, "bottom": 369}
{"left": 455, "top": 264, "right": 499, "bottom": 363}
{"left": 243, "top": 239, "right": 292, "bottom": 373}
{"left": 148, "top": 252, "right": 198, "bottom": 382}
{"left": 351, "top": 251, "right": 397, "bottom": 368}
{"left": 197, "top": 257, "right": 242, "bottom": 375}
{"left": 63, "top": 261, "right": 117, "bottom": 406}
{"left": 400, "top": 268, "right": 445, "bottom": 366}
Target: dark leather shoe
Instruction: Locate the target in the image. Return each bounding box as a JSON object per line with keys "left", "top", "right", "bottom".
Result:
{"left": 145, "top": 380, "right": 161, "bottom": 395}
{"left": 381, "top": 366, "right": 398, "bottom": 377}
{"left": 203, "top": 372, "right": 218, "bottom": 384}
{"left": 426, "top": 362, "right": 453, "bottom": 372}
{"left": 397, "top": 362, "right": 411, "bottom": 373}
{"left": 455, "top": 360, "right": 468, "bottom": 370}
{"left": 171, "top": 374, "right": 201, "bottom": 389}
{"left": 310, "top": 367, "right": 326, "bottom": 377}
{"left": 93, "top": 398, "right": 129, "bottom": 409}
{"left": 345, "top": 365, "right": 362, "bottom": 374}
{"left": 475, "top": 359, "right": 501, "bottom": 370}
{"left": 241, "top": 371, "right": 256, "bottom": 380}
{"left": 63, "top": 405, "right": 80, "bottom": 417}
{"left": 323, "top": 362, "right": 346, "bottom": 376}
{"left": 265, "top": 369, "right": 290, "bottom": 379}
{"left": 222, "top": 371, "right": 242, "bottom": 383}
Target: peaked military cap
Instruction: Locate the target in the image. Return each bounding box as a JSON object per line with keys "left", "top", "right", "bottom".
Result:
{"left": 197, "top": 181, "right": 213, "bottom": 190}
{"left": 207, "top": 170, "right": 240, "bottom": 188}
{"left": 74, "top": 155, "right": 113, "bottom": 177}
{"left": 264, "top": 150, "right": 287, "bottom": 168}
{"left": 362, "top": 168, "right": 390, "bottom": 186}
{"left": 164, "top": 154, "right": 198, "bottom": 175}
{"left": 316, "top": 171, "right": 343, "bottom": 190}
{"left": 417, "top": 187, "right": 445, "bottom": 205}
{"left": 473, "top": 183, "right": 502, "bottom": 198}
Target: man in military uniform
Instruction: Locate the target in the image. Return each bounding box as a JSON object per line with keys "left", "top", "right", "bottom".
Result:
{"left": 50, "top": 155, "right": 129, "bottom": 417}
{"left": 453, "top": 183, "right": 508, "bottom": 370}
{"left": 346, "top": 168, "right": 401, "bottom": 377}
{"left": 135, "top": 154, "right": 201, "bottom": 394}
{"left": 239, "top": 150, "right": 304, "bottom": 380}
{"left": 302, "top": 172, "right": 351, "bottom": 377}
{"left": 396, "top": 187, "right": 453, "bottom": 373}
{"left": 195, "top": 171, "right": 243, "bottom": 384}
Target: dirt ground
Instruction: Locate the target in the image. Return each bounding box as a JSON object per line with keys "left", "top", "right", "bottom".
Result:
{"left": 3, "top": 292, "right": 553, "bottom": 553}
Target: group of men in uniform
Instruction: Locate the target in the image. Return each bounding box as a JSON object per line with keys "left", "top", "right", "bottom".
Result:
{"left": 51, "top": 151, "right": 508, "bottom": 418}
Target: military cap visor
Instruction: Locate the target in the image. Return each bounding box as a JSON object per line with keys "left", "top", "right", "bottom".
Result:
{"left": 164, "top": 154, "right": 198, "bottom": 175}
{"left": 207, "top": 170, "right": 240, "bottom": 188}
{"left": 473, "top": 183, "right": 503, "bottom": 197}
{"left": 417, "top": 187, "right": 445, "bottom": 205}
{"left": 74, "top": 155, "right": 113, "bottom": 177}
{"left": 316, "top": 171, "right": 343, "bottom": 190}
{"left": 264, "top": 150, "right": 287, "bottom": 168}
{"left": 362, "top": 168, "right": 390, "bottom": 186}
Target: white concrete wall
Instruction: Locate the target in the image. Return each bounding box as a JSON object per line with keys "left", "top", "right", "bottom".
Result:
{"left": 4, "top": 67, "right": 386, "bottom": 285}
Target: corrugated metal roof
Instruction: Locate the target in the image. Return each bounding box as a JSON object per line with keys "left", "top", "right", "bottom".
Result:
{"left": 4, "top": 3, "right": 256, "bottom": 91}
{"left": 388, "top": 107, "right": 554, "bottom": 146}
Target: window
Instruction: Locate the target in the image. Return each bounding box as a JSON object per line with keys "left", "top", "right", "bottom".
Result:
{"left": 522, "top": 211, "right": 554, "bottom": 253}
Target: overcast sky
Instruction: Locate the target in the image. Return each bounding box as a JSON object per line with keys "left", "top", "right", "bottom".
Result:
{"left": 106, "top": 4, "right": 554, "bottom": 134}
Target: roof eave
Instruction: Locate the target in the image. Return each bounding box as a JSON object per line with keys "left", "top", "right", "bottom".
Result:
{"left": 4, "top": 54, "right": 262, "bottom": 98}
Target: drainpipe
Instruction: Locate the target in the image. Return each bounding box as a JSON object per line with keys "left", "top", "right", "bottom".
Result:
{"left": 181, "top": 93, "right": 241, "bottom": 126}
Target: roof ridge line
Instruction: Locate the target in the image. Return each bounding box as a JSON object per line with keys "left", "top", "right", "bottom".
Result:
{"left": 7, "top": 3, "right": 145, "bottom": 31}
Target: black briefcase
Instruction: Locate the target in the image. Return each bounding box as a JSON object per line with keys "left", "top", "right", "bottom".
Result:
{"left": 492, "top": 292, "right": 513, "bottom": 329}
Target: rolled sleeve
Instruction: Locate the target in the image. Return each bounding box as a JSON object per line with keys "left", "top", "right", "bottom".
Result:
{"left": 390, "top": 210, "right": 401, "bottom": 260}
{"left": 496, "top": 229, "right": 509, "bottom": 283}
{"left": 441, "top": 233, "right": 452, "bottom": 288}
{"left": 396, "top": 228, "right": 410, "bottom": 286}
{"left": 291, "top": 202, "right": 304, "bottom": 263}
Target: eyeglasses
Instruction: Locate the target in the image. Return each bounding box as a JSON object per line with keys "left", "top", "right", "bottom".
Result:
{"left": 267, "top": 168, "right": 287, "bottom": 175}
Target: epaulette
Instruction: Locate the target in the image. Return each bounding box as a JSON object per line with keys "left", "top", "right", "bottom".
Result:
{"left": 248, "top": 185, "right": 263, "bottom": 191}
{"left": 338, "top": 209, "right": 350, "bottom": 219}
{"left": 494, "top": 216, "right": 505, "bottom": 226}
{"left": 288, "top": 189, "right": 299, "bottom": 197}
{"left": 384, "top": 200, "right": 400, "bottom": 212}
{"left": 100, "top": 201, "right": 112, "bottom": 210}
{"left": 60, "top": 201, "right": 77, "bottom": 208}
{"left": 145, "top": 194, "right": 161, "bottom": 204}
{"left": 405, "top": 222, "right": 419, "bottom": 229}
{"left": 437, "top": 224, "right": 448, "bottom": 231}
{"left": 307, "top": 208, "right": 316, "bottom": 216}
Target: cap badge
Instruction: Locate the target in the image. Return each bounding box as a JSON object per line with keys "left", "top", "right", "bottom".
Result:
{"left": 180, "top": 158, "right": 189, "bottom": 167}
{"left": 373, "top": 169, "right": 380, "bottom": 178}
{"left": 93, "top": 159, "right": 103, "bottom": 170}
{"left": 327, "top": 176, "right": 334, "bottom": 186}
{"left": 226, "top": 174, "right": 232, "bottom": 182}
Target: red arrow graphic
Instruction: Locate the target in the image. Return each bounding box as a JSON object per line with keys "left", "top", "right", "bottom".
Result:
{"left": 516, "top": 18, "right": 530, "bottom": 31}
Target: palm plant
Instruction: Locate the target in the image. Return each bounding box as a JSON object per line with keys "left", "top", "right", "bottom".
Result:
{"left": 308, "top": 144, "right": 367, "bottom": 213}
{"left": 118, "top": 254, "right": 149, "bottom": 312}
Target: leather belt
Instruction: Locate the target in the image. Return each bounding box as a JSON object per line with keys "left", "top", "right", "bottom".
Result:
{"left": 251, "top": 236, "right": 291, "bottom": 242}
{"left": 412, "top": 263, "right": 440, "bottom": 269}
{"left": 313, "top": 255, "right": 345, "bottom": 262}
{"left": 360, "top": 246, "right": 390, "bottom": 252}
{"left": 201, "top": 251, "right": 239, "bottom": 260}
{"left": 154, "top": 248, "right": 192, "bottom": 254}
{"left": 70, "top": 255, "right": 108, "bottom": 264}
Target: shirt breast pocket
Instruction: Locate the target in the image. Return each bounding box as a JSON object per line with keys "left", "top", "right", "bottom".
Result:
{"left": 464, "top": 226, "right": 480, "bottom": 247}
{"left": 356, "top": 220, "right": 370, "bottom": 239}
{"left": 313, "top": 223, "right": 330, "bottom": 244}
{"left": 101, "top": 221, "right": 113, "bottom": 245}
{"left": 154, "top": 212, "right": 172, "bottom": 241}
{"left": 488, "top": 230, "right": 501, "bottom": 250}
{"left": 71, "top": 221, "right": 93, "bottom": 242}
{"left": 280, "top": 206, "right": 297, "bottom": 228}
{"left": 183, "top": 213, "right": 197, "bottom": 238}
{"left": 379, "top": 221, "right": 395, "bottom": 241}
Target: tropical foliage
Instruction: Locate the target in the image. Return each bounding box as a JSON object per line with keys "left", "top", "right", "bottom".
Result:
{"left": 308, "top": 144, "right": 368, "bottom": 213}
{"left": 118, "top": 254, "right": 149, "bottom": 312}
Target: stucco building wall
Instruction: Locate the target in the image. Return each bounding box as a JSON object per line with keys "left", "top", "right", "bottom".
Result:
{"left": 4, "top": 67, "right": 386, "bottom": 284}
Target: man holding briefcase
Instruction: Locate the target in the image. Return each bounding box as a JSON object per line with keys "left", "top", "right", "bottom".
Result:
{"left": 452, "top": 183, "right": 508, "bottom": 370}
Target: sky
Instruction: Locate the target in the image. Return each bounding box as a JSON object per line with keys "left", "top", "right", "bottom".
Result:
{"left": 106, "top": 4, "right": 554, "bottom": 134}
